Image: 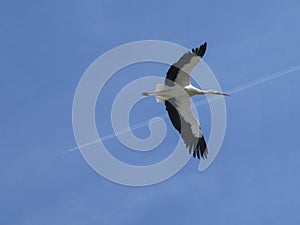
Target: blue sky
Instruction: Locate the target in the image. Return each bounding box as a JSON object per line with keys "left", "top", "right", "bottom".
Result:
{"left": 1, "top": 0, "right": 300, "bottom": 224}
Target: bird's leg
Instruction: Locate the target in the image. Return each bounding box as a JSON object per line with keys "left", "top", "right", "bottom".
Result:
{"left": 142, "top": 92, "right": 153, "bottom": 96}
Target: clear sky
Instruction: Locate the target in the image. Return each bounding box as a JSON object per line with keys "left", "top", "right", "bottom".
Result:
{"left": 1, "top": 0, "right": 300, "bottom": 224}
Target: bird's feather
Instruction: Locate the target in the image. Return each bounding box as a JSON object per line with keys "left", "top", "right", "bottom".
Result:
{"left": 165, "top": 42, "right": 207, "bottom": 87}
{"left": 164, "top": 42, "right": 208, "bottom": 159}
{"left": 165, "top": 95, "right": 207, "bottom": 159}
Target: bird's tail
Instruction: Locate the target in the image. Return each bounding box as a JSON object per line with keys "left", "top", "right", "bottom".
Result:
{"left": 154, "top": 84, "right": 167, "bottom": 103}
{"left": 142, "top": 84, "right": 167, "bottom": 103}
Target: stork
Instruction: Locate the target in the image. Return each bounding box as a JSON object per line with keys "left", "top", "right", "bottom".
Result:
{"left": 142, "top": 42, "right": 229, "bottom": 159}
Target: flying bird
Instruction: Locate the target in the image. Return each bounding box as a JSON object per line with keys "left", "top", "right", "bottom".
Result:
{"left": 142, "top": 42, "right": 229, "bottom": 159}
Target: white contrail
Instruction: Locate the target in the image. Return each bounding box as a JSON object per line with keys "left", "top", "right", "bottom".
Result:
{"left": 227, "top": 64, "right": 300, "bottom": 94}
{"left": 63, "top": 64, "right": 300, "bottom": 154}
{"left": 195, "top": 63, "right": 300, "bottom": 107}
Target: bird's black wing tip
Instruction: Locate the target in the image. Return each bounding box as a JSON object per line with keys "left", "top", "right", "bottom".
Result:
{"left": 193, "top": 149, "right": 201, "bottom": 159}
{"left": 192, "top": 42, "right": 207, "bottom": 58}
{"left": 192, "top": 136, "right": 208, "bottom": 160}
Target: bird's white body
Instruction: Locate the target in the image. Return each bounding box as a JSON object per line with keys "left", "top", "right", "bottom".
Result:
{"left": 143, "top": 83, "right": 227, "bottom": 103}
{"left": 144, "top": 83, "right": 188, "bottom": 103}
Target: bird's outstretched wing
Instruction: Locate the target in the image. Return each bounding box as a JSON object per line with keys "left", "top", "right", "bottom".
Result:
{"left": 165, "top": 42, "right": 207, "bottom": 87}
{"left": 165, "top": 95, "right": 208, "bottom": 159}
{"left": 164, "top": 42, "right": 208, "bottom": 159}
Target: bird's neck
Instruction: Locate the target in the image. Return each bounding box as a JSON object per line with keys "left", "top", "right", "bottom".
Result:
{"left": 202, "top": 89, "right": 217, "bottom": 94}
{"left": 187, "top": 87, "right": 218, "bottom": 96}
{"left": 184, "top": 85, "right": 205, "bottom": 96}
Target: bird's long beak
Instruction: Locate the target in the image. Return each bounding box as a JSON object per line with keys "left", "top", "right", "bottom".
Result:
{"left": 215, "top": 92, "right": 230, "bottom": 96}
